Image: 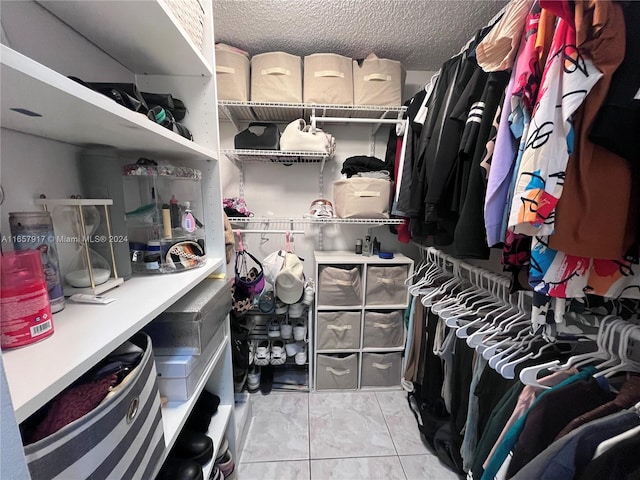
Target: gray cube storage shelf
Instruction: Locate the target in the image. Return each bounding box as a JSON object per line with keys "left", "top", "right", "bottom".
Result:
{"left": 313, "top": 251, "right": 413, "bottom": 390}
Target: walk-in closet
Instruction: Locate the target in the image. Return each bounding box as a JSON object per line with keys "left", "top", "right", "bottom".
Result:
{"left": 1, "top": 0, "right": 638, "bottom": 479}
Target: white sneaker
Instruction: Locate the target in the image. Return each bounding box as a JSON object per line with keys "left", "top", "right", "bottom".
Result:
{"left": 293, "top": 319, "right": 307, "bottom": 341}
{"left": 280, "top": 316, "right": 293, "bottom": 340}
{"left": 254, "top": 340, "right": 270, "bottom": 366}
{"left": 295, "top": 345, "right": 307, "bottom": 365}
{"left": 247, "top": 366, "right": 260, "bottom": 392}
{"left": 270, "top": 339, "right": 287, "bottom": 366}
{"left": 285, "top": 341, "right": 303, "bottom": 357}
{"left": 275, "top": 301, "right": 288, "bottom": 315}
{"left": 267, "top": 317, "right": 280, "bottom": 338}
{"left": 289, "top": 302, "right": 305, "bottom": 319}
{"left": 302, "top": 280, "right": 315, "bottom": 305}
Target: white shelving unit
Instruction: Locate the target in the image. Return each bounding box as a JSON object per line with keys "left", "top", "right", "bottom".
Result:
{"left": 1, "top": 1, "right": 235, "bottom": 477}
{"left": 222, "top": 149, "right": 334, "bottom": 172}
{"left": 313, "top": 251, "right": 413, "bottom": 391}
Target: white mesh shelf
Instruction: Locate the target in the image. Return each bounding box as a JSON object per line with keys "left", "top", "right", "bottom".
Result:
{"left": 229, "top": 217, "right": 405, "bottom": 225}
{"left": 221, "top": 149, "right": 332, "bottom": 165}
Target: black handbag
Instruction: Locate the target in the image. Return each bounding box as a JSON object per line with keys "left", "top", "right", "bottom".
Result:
{"left": 234, "top": 123, "right": 280, "bottom": 150}
{"left": 69, "top": 78, "right": 149, "bottom": 113}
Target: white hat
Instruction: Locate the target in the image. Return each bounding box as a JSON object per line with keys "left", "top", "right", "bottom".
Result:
{"left": 276, "top": 253, "right": 304, "bottom": 304}
{"left": 262, "top": 249, "right": 286, "bottom": 285}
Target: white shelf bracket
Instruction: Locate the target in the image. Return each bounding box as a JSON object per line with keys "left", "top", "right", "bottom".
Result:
{"left": 238, "top": 162, "right": 245, "bottom": 198}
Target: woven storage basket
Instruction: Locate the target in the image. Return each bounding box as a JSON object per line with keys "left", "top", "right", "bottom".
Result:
{"left": 165, "top": 0, "right": 205, "bottom": 53}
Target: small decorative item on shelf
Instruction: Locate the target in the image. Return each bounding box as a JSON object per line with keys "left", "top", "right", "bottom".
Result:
{"left": 123, "top": 158, "right": 206, "bottom": 274}
{"left": 34, "top": 197, "right": 124, "bottom": 296}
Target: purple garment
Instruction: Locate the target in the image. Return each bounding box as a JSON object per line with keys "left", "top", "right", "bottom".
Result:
{"left": 483, "top": 70, "right": 517, "bottom": 246}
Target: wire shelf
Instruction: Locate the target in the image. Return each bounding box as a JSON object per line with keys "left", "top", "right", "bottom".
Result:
{"left": 221, "top": 149, "right": 333, "bottom": 165}
{"left": 229, "top": 217, "right": 405, "bottom": 226}
{"left": 218, "top": 100, "right": 406, "bottom": 124}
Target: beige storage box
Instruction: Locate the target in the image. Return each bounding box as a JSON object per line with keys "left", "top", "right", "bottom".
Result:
{"left": 316, "top": 353, "right": 359, "bottom": 390}
{"left": 317, "top": 311, "right": 361, "bottom": 350}
{"left": 361, "top": 352, "right": 402, "bottom": 387}
{"left": 318, "top": 265, "right": 362, "bottom": 306}
{"left": 333, "top": 177, "right": 392, "bottom": 219}
{"left": 304, "top": 53, "right": 354, "bottom": 105}
{"left": 251, "top": 52, "right": 302, "bottom": 103}
{"left": 216, "top": 48, "right": 250, "bottom": 101}
{"left": 363, "top": 311, "right": 404, "bottom": 348}
{"left": 353, "top": 54, "right": 406, "bottom": 106}
{"left": 366, "top": 265, "right": 409, "bottom": 305}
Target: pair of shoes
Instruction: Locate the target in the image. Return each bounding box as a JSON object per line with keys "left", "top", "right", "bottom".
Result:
{"left": 284, "top": 341, "right": 307, "bottom": 364}
{"left": 214, "top": 438, "right": 235, "bottom": 479}
{"left": 173, "top": 429, "right": 213, "bottom": 466}
{"left": 268, "top": 315, "right": 292, "bottom": 339}
{"left": 295, "top": 345, "right": 307, "bottom": 365}
{"left": 253, "top": 340, "right": 287, "bottom": 366}
{"left": 288, "top": 302, "right": 305, "bottom": 318}
{"left": 302, "top": 280, "right": 315, "bottom": 305}
{"left": 157, "top": 457, "right": 203, "bottom": 480}
{"left": 247, "top": 366, "right": 260, "bottom": 392}
{"left": 293, "top": 319, "right": 307, "bottom": 341}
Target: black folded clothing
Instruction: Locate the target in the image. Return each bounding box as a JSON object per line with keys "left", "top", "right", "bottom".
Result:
{"left": 341, "top": 155, "right": 389, "bottom": 178}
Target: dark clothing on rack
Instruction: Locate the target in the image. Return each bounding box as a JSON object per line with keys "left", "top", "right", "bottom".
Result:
{"left": 577, "top": 429, "right": 640, "bottom": 480}
{"left": 454, "top": 71, "right": 510, "bottom": 259}
{"left": 556, "top": 375, "right": 640, "bottom": 439}
{"left": 512, "top": 410, "right": 640, "bottom": 480}
{"left": 475, "top": 362, "right": 517, "bottom": 434}
{"left": 451, "top": 336, "right": 476, "bottom": 435}
{"left": 471, "top": 382, "right": 525, "bottom": 480}
{"left": 507, "top": 377, "right": 616, "bottom": 477}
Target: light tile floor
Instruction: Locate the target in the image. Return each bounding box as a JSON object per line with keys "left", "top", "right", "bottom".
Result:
{"left": 238, "top": 391, "right": 460, "bottom": 480}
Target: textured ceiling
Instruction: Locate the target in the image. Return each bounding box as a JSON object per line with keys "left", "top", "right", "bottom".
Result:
{"left": 213, "top": 0, "right": 507, "bottom": 71}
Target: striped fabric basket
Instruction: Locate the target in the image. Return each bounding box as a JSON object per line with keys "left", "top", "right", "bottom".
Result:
{"left": 24, "top": 333, "right": 165, "bottom": 480}
{"left": 165, "top": 0, "right": 205, "bottom": 53}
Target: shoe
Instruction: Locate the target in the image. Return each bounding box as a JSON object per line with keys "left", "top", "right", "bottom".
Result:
{"left": 156, "top": 457, "right": 203, "bottom": 480}
{"left": 216, "top": 450, "right": 235, "bottom": 479}
{"left": 293, "top": 319, "right": 307, "bottom": 341}
{"left": 210, "top": 465, "right": 223, "bottom": 480}
{"left": 248, "top": 341, "right": 255, "bottom": 365}
{"left": 295, "top": 345, "right": 307, "bottom": 365}
{"left": 267, "top": 317, "right": 281, "bottom": 338}
{"left": 270, "top": 339, "right": 287, "bottom": 366}
{"left": 215, "top": 438, "right": 229, "bottom": 463}
{"left": 185, "top": 406, "right": 212, "bottom": 433}
{"left": 195, "top": 391, "right": 220, "bottom": 415}
{"left": 280, "top": 316, "right": 292, "bottom": 340}
{"left": 254, "top": 340, "right": 270, "bottom": 366}
{"left": 233, "top": 369, "right": 247, "bottom": 393}
{"left": 288, "top": 302, "right": 305, "bottom": 318}
{"left": 285, "top": 341, "right": 302, "bottom": 357}
{"left": 260, "top": 365, "right": 274, "bottom": 395}
{"left": 302, "top": 280, "right": 315, "bottom": 305}
{"left": 247, "top": 366, "right": 260, "bottom": 392}
{"left": 275, "top": 300, "right": 288, "bottom": 315}
{"left": 173, "top": 429, "right": 214, "bottom": 466}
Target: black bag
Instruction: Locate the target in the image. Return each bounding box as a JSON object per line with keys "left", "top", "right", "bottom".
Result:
{"left": 69, "top": 78, "right": 149, "bottom": 113}
{"left": 141, "top": 93, "right": 187, "bottom": 121}
{"left": 147, "top": 106, "right": 193, "bottom": 141}
{"left": 234, "top": 123, "right": 280, "bottom": 150}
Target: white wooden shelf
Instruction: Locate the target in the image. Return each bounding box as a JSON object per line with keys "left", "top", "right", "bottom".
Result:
{"left": 162, "top": 334, "right": 230, "bottom": 453}
{"left": 4, "top": 257, "right": 223, "bottom": 423}
{"left": 38, "top": 0, "right": 212, "bottom": 76}
{"left": 315, "top": 251, "right": 414, "bottom": 264}
{"left": 218, "top": 100, "right": 406, "bottom": 125}
{"left": 0, "top": 45, "right": 218, "bottom": 162}
{"left": 202, "top": 405, "right": 233, "bottom": 480}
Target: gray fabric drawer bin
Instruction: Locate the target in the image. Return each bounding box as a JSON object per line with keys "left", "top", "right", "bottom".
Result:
{"left": 144, "top": 278, "right": 231, "bottom": 356}
{"left": 363, "top": 311, "right": 404, "bottom": 348}
{"left": 361, "top": 352, "right": 402, "bottom": 387}
{"left": 318, "top": 265, "right": 362, "bottom": 306}
{"left": 316, "top": 354, "right": 358, "bottom": 390}
{"left": 317, "top": 311, "right": 361, "bottom": 350}
{"left": 366, "top": 265, "right": 408, "bottom": 305}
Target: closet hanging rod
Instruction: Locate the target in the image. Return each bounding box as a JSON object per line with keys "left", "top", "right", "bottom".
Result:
{"left": 311, "top": 116, "right": 406, "bottom": 125}
{"left": 232, "top": 229, "right": 305, "bottom": 235}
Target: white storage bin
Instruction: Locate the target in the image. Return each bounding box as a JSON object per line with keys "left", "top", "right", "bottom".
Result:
{"left": 155, "top": 321, "right": 226, "bottom": 401}
{"left": 318, "top": 265, "right": 362, "bottom": 306}
{"left": 366, "top": 265, "right": 409, "bottom": 305}
{"left": 353, "top": 54, "right": 406, "bottom": 106}
{"left": 165, "top": 0, "right": 205, "bottom": 53}
{"left": 333, "top": 177, "right": 392, "bottom": 219}
{"left": 216, "top": 47, "right": 250, "bottom": 101}
{"left": 316, "top": 354, "right": 358, "bottom": 390}
{"left": 361, "top": 352, "right": 402, "bottom": 387}
{"left": 251, "top": 52, "right": 302, "bottom": 103}
{"left": 363, "top": 311, "right": 404, "bottom": 348}
{"left": 317, "top": 311, "right": 361, "bottom": 350}
{"left": 304, "top": 53, "right": 353, "bottom": 105}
